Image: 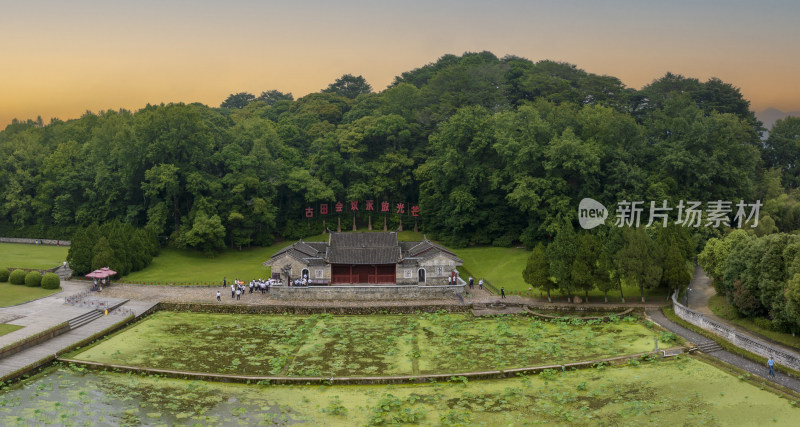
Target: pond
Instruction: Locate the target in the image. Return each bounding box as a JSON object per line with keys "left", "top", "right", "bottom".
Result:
{"left": 68, "top": 311, "right": 670, "bottom": 377}
{"left": 1, "top": 356, "right": 796, "bottom": 426}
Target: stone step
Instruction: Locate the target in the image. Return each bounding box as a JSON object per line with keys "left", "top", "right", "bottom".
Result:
{"left": 696, "top": 341, "right": 723, "bottom": 353}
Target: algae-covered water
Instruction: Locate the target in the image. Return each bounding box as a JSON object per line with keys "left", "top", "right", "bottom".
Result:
{"left": 1, "top": 357, "right": 797, "bottom": 426}
{"left": 70, "top": 311, "right": 670, "bottom": 376}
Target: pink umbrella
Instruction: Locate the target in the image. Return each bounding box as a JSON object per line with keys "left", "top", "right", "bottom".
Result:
{"left": 85, "top": 267, "right": 117, "bottom": 279}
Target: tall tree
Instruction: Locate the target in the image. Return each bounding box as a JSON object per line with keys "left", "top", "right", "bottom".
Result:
{"left": 221, "top": 92, "right": 255, "bottom": 109}
{"left": 662, "top": 236, "right": 691, "bottom": 296}
{"left": 323, "top": 74, "right": 372, "bottom": 99}
{"left": 547, "top": 221, "right": 578, "bottom": 302}
{"left": 571, "top": 231, "right": 600, "bottom": 301}
{"left": 616, "top": 227, "right": 662, "bottom": 302}
{"left": 256, "top": 90, "right": 294, "bottom": 106}
{"left": 523, "top": 243, "right": 554, "bottom": 302}
{"left": 763, "top": 117, "right": 800, "bottom": 188}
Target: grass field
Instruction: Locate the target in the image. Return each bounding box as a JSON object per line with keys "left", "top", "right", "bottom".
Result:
{"left": 0, "top": 282, "right": 61, "bottom": 307}
{"left": 709, "top": 294, "right": 800, "bottom": 351}
{"left": 0, "top": 243, "right": 68, "bottom": 269}
{"left": 122, "top": 243, "right": 293, "bottom": 285}
{"left": 0, "top": 324, "right": 23, "bottom": 337}
{"left": 455, "top": 246, "right": 668, "bottom": 301}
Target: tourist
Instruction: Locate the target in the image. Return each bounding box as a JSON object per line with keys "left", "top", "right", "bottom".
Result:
{"left": 231, "top": 283, "right": 235, "bottom": 299}
{"left": 500, "top": 287, "right": 505, "bottom": 299}
{"left": 236, "top": 288, "right": 241, "bottom": 300}
{"left": 216, "top": 291, "right": 221, "bottom": 302}
{"left": 223, "top": 277, "right": 227, "bottom": 288}
{"left": 469, "top": 276, "right": 474, "bottom": 289}
{"left": 478, "top": 279, "right": 484, "bottom": 290}
{"left": 768, "top": 356, "right": 776, "bottom": 377}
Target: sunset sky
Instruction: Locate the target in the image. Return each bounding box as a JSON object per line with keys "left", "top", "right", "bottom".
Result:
{"left": 2, "top": 0, "right": 798, "bottom": 129}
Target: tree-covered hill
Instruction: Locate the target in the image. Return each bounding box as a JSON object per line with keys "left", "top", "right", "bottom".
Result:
{"left": 1, "top": 51, "right": 794, "bottom": 250}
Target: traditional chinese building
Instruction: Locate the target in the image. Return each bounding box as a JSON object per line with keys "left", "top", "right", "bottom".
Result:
{"left": 263, "top": 232, "right": 463, "bottom": 285}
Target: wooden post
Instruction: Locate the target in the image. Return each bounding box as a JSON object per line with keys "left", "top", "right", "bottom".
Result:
{"left": 398, "top": 217, "right": 403, "bottom": 232}
{"left": 352, "top": 213, "right": 357, "bottom": 231}
{"left": 383, "top": 216, "right": 387, "bottom": 231}
{"left": 337, "top": 216, "right": 341, "bottom": 232}
{"left": 368, "top": 215, "right": 372, "bottom": 231}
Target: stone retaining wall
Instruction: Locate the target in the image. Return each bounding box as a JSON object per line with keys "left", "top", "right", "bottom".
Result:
{"left": 156, "top": 302, "right": 469, "bottom": 315}
{"left": 0, "top": 322, "right": 70, "bottom": 359}
{"left": 0, "top": 237, "right": 70, "bottom": 246}
{"left": 57, "top": 349, "right": 681, "bottom": 386}
{"left": 269, "top": 284, "right": 465, "bottom": 301}
{"left": 671, "top": 292, "right": 800, "bottom": 371}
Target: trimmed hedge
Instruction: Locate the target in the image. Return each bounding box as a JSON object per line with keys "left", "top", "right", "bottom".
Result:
{"left": 41, "top": 273, "right": 61, "bottom": 290}
{"left": 0, "top": 267, "right": 9, "bottom": 282}
{"left": 9, "top": 269, "right": 26, "bottom": 285}
{"left": 24, "top": 271, "right": 42, "bottom": 287}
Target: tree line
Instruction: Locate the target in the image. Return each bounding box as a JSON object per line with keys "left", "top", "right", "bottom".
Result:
{"left": 1, "top": 51, "right": 798, "bottom": 254}
{"left": 699, "top": 230, "right": 800, "bottom": 334}
{"left": 524, "top": 224, "right": 694, "bottom": 303}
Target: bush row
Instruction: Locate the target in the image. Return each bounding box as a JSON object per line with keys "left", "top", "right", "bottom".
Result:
{"left": 0, "top": 269, "right": 60, "bottom": 289}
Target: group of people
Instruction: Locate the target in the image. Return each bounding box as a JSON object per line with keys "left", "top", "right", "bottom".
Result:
{"left": 91, "top": 278, "right": 107, "bottom": 292}
{"left": 290, "top": 275, "right": 310, "bottom": 287}
{"left": 216, "top": 277, "right": 281, "bottom": 301}
{"left": 466, "top": 276, "right": 484, "bottom": 290}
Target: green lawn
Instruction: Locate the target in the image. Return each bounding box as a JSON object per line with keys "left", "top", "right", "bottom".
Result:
{"left": 0, "top": 282, "right": 61, "bottom": 307}
{"left": 0, "top": 323, "right": 24, "bottom": 337}
{"left": 454, "top": 246, "right": 668, "bottom": 301}
{"left": 708, "top": 294, "right": 800, "bottom": 351}
{"left": 122, "top": 242, "right": 292, "bottom": 285}
{"left": 0, "top": 243, "right": 68, "bottom": 269}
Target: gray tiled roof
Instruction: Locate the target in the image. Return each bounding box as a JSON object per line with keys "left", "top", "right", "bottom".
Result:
{"left": 328, "top": 232, "right": 398, "bottom": 248}
{"left": 325, "top": 247, "right": 402, "bottom": 265}
{"left": 265, "top": 232, "right": 461, "bottom": 266}
{"left": 325, "top": 232, "right": 401, "bottom": 264}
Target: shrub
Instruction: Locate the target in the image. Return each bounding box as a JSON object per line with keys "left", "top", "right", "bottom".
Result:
{"left": 753, "top": 317, "right": 777, "bottom": 331}
{"left": 25, "top": 271, "right": 42, "bottom": 287}
{"left": 9, "top": 269, "right": 27, "bottom": 285}
{"left": 0, "top": 267, "right": 9, "bottom": 282}
{"left": 41, "top": 273, "right": 61, "bottom": 290}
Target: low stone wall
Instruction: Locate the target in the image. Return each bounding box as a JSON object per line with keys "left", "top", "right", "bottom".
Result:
{"left": 0, "top": 237, "right": 70, "bottom": 246}
{"left": 524, "top": 307, "right": 635, "bottom": 321}
{"left": 0, "top": 322, "right": 70, "bottom": 359}
{"left": 57, "top": 349, "right": 681, "bottom": 386}
{"left": 269, "top": 284, "right": 465, "bottom": 301}
{"left": 157, "top": 302, "right": 469, "bottom": 315}
{"left": 671, "top": 292, "right": 800, "bottom": 371}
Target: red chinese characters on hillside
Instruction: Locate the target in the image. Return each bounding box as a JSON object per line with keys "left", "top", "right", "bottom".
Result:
{"left": 303, "top": 200, "right": 421, "bottom": 218}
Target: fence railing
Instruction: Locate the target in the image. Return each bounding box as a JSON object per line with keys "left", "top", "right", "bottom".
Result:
{"left": 671, "top": 291, "right": 800, "bottom": 372}
{"left": 64, "top": 290, "right": 91, "bottom": 305}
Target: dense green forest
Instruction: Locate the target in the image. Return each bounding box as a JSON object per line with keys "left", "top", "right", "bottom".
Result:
{"left": 2, "top": 51, "right": 799, "bottom": 253}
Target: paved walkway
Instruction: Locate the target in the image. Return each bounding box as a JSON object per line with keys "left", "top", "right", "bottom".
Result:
{"left": 0, "top": 281, "right": 157, "bottom": 381}
{"left": 0, "top": 281, "right": 94, "bottom": 348}
{"left": 646, "top": 308, "right": 800, "bottom": 393}
{"left": 687, "top": 265, "right": 715, "bottom": 315}
{"left": 685, "top": 266, "right": 800, "bottom": 357}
